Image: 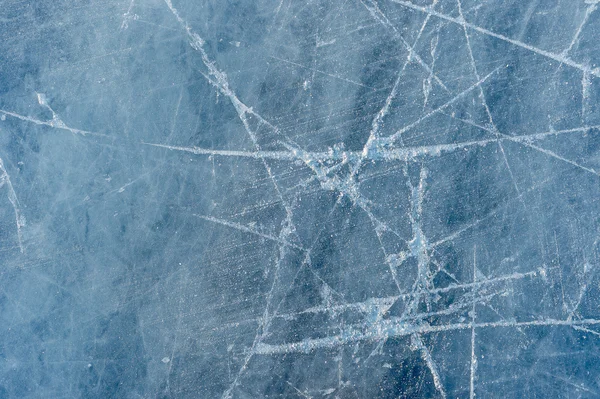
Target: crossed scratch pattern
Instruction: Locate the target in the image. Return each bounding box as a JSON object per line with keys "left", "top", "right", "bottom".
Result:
{"left": 148, "top": 0, "right": 600, "bottom": 397}
{"left": 2, "top": 0, "right": 599, "bottom": 397}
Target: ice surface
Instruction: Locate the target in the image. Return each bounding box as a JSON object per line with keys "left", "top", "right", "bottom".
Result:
{"left": 1, "top": 0, "right": 600, "bottom": 397}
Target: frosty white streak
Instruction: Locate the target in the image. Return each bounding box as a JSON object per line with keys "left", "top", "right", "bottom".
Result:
{"left": 254, "top": 318, "right": 600, "bottom": 355}
{"left": 145, "top": 124, "right": 600, "bottom": 163}
{"left": 0, "top": 93, "right": 104, "bottom": 137}
{"left": 0, "top": 158, "right": 25, "bottom": 253}
{"left": 143, "top": 139, "right": 497, "bottom": 162}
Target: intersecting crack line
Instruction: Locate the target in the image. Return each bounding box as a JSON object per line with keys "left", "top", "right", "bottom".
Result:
{"left": 143, "top": 138, "right": 496, "bottom": 162}
{"left": 211, "top": 269, "right": 537, "bottom": 330}
{"left": 360, "top": 0, "right": 449, "bottom": 92}
{"left": 386, "top": 66, "right": 501, "bottom": 146}
{"left": 147, "top": 139, "right": 561, "bottom": 274}
{"left": 253, "top": 317, "right": 600, "bottom": 355}
{"left": 162, "top": 2, "right": 306, "bottom": 397}
{"left": 158, "top": 3, "right": 600, "bottom": 396}
{"left": 0, "top": 94, "right": 105, "bottom": 137}
{"left": 389, "top": 0, "right": 600, "bottom": 77}
{"left": 320, "top": 1, "right": 442, "bottom": 297}
{"left": 455, "top": 1, "right": 552, "bottom": 341}
{"left": 455, "top": 0, "right": 521, "bottom": 201}
{"left": 278, "top": 142, "right": 407, "bottom": 245}
{"left": 442, "top": 111, "right": 600, "bottom": 178}
{"left": 395, "top": 165, "right": 446, "bottom": 398}
{"left": 144, "top": 124, "right": 600, "bottom": 163}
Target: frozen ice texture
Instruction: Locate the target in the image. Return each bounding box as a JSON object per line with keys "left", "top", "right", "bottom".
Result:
{"left": 1, "top": 0, "right": 600, "bottom": 397}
